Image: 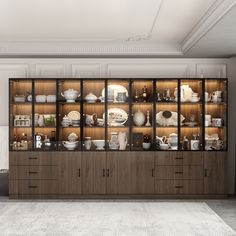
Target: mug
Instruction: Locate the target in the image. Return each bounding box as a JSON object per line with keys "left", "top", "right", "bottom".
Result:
{"left": 212, "top": 118, "right": 223, "bottom": 127}
{"left": 213, "top": 140, "right": 224, "bottom": 150}
{"left": 205, "top": 92, "right": 211, "bottom": 102}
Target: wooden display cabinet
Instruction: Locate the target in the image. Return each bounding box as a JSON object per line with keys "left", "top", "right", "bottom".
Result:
{"left": 9, "top": 78, "right": 228, "bottom": 199}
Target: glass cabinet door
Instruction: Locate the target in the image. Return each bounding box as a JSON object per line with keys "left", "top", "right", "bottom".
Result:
{"left": 131, "top": 80, "right": 154, "bottom": 151}
{"left": 34, "top": 80, "right": 57, "bottom": 151}
{"left": 155, "top": 79, "right": 178, "bottom": 151}
{"left": 82, "top": 80, "right": 105, "bottom": 151}
{"left": 58, "top": 80, "right": 81, "bottom": 151}
{"left": 107, "top": 80, "right": 130, "bottom": 151}
{"left": 9, "top": 79, "right": 33, "bottom": 151}
{"left": 205, "top": 79, "right": 227, "bottom": 151}
{"left": 180, "top": 79, "right": 203, "bottom": 150}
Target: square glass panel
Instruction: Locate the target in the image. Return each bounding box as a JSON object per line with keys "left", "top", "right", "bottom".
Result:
{"left": 9, "top": 79, "right": 33, "bottom": 151}
{"left": 156, "top": 79, "right": 178, "bottom": 151}
{"left": 131, "top": 80, "right": 154, "bottom": 151}
{"left": 82, "top": 80, "right": 105, "bottom": 151}
{"left": 180, "top": 79, "right": 203, "bottom": 151}
{"left": 205, "top": 79, "right": 227, "bottom": 151}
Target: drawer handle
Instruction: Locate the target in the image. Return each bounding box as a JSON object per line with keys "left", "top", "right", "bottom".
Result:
{"left": 28, "top": 157, "right": 38, "bottom": 160}
{"left": 175, "top": 171, "right": 183, "bottom": 174}
{"left": 28, "top": 186, "right": 38, "bottom": 189}
{"left": 102, "top": 169, "right": 105, "bottom": 177}
{"left": 28, "top": 171, "right": 38, "bottom": 174}
{"left": 152, "top": 168, "right": 154, "bottom": 177}
{"left": 107, "top": 169, "right": 110, "bottom": 177}
{"left": 175, "top": 157, "right": 184, "bottom": 160}
{"left": 175, "top": 186, "right": 184, "bottom": 189}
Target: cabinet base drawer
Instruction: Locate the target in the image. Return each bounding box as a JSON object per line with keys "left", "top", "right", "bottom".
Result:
{"left": 155, "top": 152, "right": 203, "bottom": 166}
{"left": 155, "top": 180, "right": 203, "bottom": 194}
{"left": 9, "top": 180, "right": 58, "bottom": 195}
{"left": 155, "top": 166, "right": 203, "bottom": 180}
{"left": 9, "top": 166, "right": 58, "bottom": 180}
{"left": 9, "top": 152, "right": 57, "bottom": 166}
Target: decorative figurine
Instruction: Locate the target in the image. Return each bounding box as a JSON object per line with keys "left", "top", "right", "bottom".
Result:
{"left": 145, "top": 110, "right": 151, "bottom": 127}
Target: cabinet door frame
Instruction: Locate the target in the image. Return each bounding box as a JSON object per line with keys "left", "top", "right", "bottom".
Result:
{"left": 82, "top": 152, "right": 106, "bottom": 194}
{"left": 204, "top": 152, "right": 227, "bottom": 194}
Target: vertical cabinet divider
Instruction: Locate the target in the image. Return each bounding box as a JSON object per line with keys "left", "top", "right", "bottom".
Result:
{"left": 105, "top": 79, "right": 108, "bottom": 151}
{"left": 153, "top": 79, "right": 157, "bottom": 151}
{"left": 80, "top": 79, "right": 84, "bottom": 151}
{"left": 32, "top": 79, "right": 35, "bottom": 151}
{"left": 177, "top": 79, "right": 181, "bottom": 150}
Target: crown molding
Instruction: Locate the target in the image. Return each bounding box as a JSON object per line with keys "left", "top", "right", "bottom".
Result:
{"left": 181, "top": 0, "right": 236, "bottom": 53}
{"left": 0, "top": 42, "right": 183, "bottom": 56}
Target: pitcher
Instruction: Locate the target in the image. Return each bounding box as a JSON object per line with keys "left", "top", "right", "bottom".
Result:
{"left": 118, "top": 131, "right": 128, "bottom": 150}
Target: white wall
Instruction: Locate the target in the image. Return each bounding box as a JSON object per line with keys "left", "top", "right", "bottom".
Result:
{"left": 0, "top": 58, "right": 234, "bottom": 193}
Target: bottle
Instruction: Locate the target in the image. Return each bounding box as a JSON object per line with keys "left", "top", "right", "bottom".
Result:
{"left": 142, "top": 86, "right": 147, "bottom": 102}
{"left": 134, "top": 90, "right": 140, "bottom": 102}
{"left": 183, "top": 136, "right": 189, "bottom": 150}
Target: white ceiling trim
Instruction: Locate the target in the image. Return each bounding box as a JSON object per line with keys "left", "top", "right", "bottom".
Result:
{"left": 181, "top": 0, "right": 236, "bottom": 53}
{"left": 0, "top": 42, "right": 183, "bottom": 56}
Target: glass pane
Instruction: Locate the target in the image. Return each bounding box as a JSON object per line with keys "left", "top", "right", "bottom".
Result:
{"left": 131, "top": 80, "right": 154, "bottom": 151}
{"left": 156, "top": 80, "right": 178, "bottom": 151}
{"left": 9, "top": 79, "right": 33, "bottom": 151}
{"left": 180, "top": 79, "right": 203, "bottom": 150}
{"left": 107, "top": 80, "right": 130, "bottom": 151}
{"left": 82, "top": 80, "right": 105, "bottom": 151}
{"left": 34, "top": 80, "right": 57, "bottom": 151}
{"left": 205, "top": 79, "right": 227, "bottom": 151}
{"left": 58, "top": 80, "right": 81, "bottom": 151}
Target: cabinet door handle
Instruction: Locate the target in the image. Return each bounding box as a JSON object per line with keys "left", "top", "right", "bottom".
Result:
{"left": 28, "top": 171, "right": 38, "bottom": 174}
{"left": 102, "top": 169, "right": 105, "bottom": 177}
{"left": 107, "top": 169, "right": 109, "bottom": 177}
{"left": 152, "top": 168, "right": 154, "bottom": 177}
{"left": 28, "top": 157, "right": 38, "bottom": 160}
{"left": 28, "top": 186, "right": 38, "bottom": 189}
{"left": 175, "top": 171, "right": 183, "bottom": 174}
{"left": 204, "top": 168, "right": 208, "bottom": 177}
{"left": 77, "top": 168, "right": 81, "bottom": 177}
{"left": 175, "top": 157, "right": 184, "bottom": 160}
{"left": 175, "top": 186, "right": 184, "bottom": 189}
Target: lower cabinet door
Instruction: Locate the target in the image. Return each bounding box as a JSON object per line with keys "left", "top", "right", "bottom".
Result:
{"left": 106, "top": 152, "right": 155, "bottom": 194}
{"left": 82, "top": 152, "right": 106, "bottom": 194}
{"left": 204, "top": 152, "right": 227, "bottom": 194}
{"left": 58, "top": 152, "right": 82, "bottom": 194}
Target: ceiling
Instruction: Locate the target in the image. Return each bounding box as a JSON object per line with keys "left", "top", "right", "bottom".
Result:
{"left": 0, "top": 0, "right": 236, "bottom": 57}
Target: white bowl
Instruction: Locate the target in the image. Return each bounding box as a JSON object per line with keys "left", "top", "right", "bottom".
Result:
{"left": 142, "top": 142, "right": 151, "bottom": 150}
{"left": 63, "top": 141, "right": 78, "bottom": 150}
{"left": 92, "top": 140, "right": 105, "bottom": 150}
{"left": 160, "top": 143, "right": 169, "bottom": 150}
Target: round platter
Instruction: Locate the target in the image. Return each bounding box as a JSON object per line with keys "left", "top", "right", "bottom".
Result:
{"left": 67, "top": 111, "right": 80, "bottom": 122}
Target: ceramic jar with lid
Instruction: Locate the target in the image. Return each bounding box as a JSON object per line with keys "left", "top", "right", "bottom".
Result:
{"left": 61, "top": 89, "right": 80, "bottom": 103}
{"left": 109, "top": 132, "right": 119, "bottom": 150}
{"left": 84, "top": 93, "right": 98, "bottom": 103}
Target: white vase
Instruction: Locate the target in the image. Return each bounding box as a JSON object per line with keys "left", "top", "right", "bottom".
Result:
{"left": 38, "top": 115, "right": 44, "bottom": 127}
{"left": 118, "top": 132, "right": 127, "bottom": 150}
{"left": 133, "top": 110, "right": 145, "bottom": 127}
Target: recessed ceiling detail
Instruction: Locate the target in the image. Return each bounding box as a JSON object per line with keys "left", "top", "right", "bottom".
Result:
{"left": 0, "top": 0, "right": 235, "bottom": 57}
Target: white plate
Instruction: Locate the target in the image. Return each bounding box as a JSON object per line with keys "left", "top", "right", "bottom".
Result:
{"left": 67, "top": 111, "right": 80, "bottom": 122}
{"left": 103, "top": 108, "right": 128, "bottom": 126}
{"left": 101, "top": 85, "right": 128, "bottom": 102}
